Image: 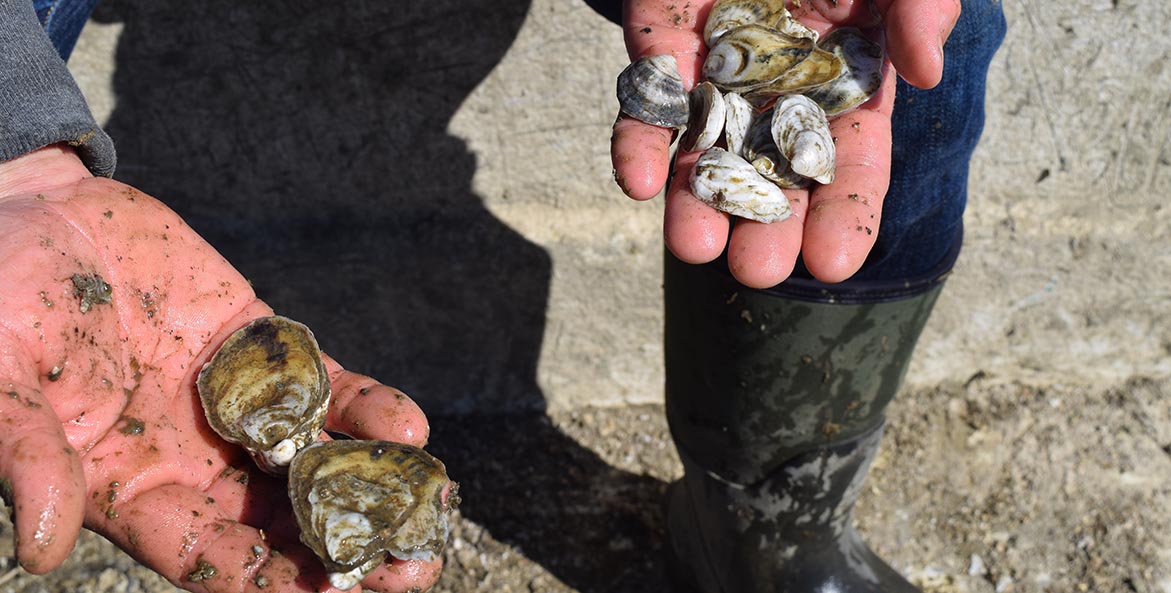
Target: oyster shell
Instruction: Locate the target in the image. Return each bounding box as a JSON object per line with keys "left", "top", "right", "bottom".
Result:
{"left": 743, "top": 47, "right": 844, "bottom": 108}
{"left": 690, "top": 147, "right": 793, "bottom": 223}
{"left": 197, "top": 316, "right": 330, "bottom": 473}
{"left": 680, "top": 82, "right": 727, "bottom": 152}
{"left": 804, "top": 28, "right": 884, "bottom": 116}
{"left": 289, "top": 440, "right": 453, "bottom": 591}
{"left": 702, "top": 25, "right": 814, "bottom": 93}
{"left": 722, "top": 91, "right": 755, "bottom": 157}
{"left": 703, "top": 0, "right": 789, "bottom": 46}
{"left": 616, "top": 54, "right": 690, "bottom": 129}
{"left": 745, "top": 109, "right": 809, "bottom": 189}
{"left": 772, "top": 94, "right": 835, "bottom": 184}
{"left": 775, "top": 10, "right": 819, "bottom": 42}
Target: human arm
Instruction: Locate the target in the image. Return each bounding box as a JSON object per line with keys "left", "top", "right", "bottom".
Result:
{"left": 609, "top": 0, "right": 962, "bottom": 288}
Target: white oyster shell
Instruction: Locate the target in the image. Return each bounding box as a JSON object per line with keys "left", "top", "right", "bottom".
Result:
{"left": 703, "top": 0, "right": 790, "bottom": 46}
{"left": 690, "top": 147, "right": 793, "bottom": 223}
{"left": 680, "top": 82, "right": 728, "bottom": 152}
{"left": 616, "top": 54, "right": 690, "bottom": 129}
{"left": 745, "top": 109, "right": 809, "bottom": 188}
{"left": 771, "top": 95, "right": 835, "bottom": 184}
{"left": 722, "top": 91, "right": 755, "bottom": 157}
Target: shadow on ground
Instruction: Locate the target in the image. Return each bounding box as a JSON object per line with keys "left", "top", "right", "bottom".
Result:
{"left": 90, "top": 2, "right": 675, "bottom": 591}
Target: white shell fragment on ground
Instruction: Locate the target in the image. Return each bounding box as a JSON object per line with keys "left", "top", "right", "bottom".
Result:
{"left": 804, "top": 28, "right": 884, "bottom": 116}
{"left": 703, "top": 24, "right": 814, "bottom": 92}
{"left": 197, "top": 316, "right": 331, "bottom": 474}
{"left": 772, "top": 95, "right": 836, "bottom": 184}
{"left": 703, "top": 0, "right": 790, "bottom": 46}
{"left": 616, "top": 54, "right": 690, "bottom": 129}
{"left": 690, "top": 147, "right": 793, "bottom": 223}
{"left": 680, "top": 82, "right": 728, "bottom": 152}
{"left": 289, "top": 440, "right": 454, "bottom": 591}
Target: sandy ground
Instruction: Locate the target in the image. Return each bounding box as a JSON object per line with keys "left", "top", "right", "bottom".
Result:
{"left": 3, "top": 377, "right": 1169, "bottom": 593}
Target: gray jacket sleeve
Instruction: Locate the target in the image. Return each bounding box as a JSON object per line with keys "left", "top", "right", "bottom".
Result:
{"left": 0, "top": 0, "right": 116, "bottom": 176}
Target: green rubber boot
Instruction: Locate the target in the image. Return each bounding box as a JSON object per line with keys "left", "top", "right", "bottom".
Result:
{"left": 663, "top": 253, "right": 948, "bottom": 593}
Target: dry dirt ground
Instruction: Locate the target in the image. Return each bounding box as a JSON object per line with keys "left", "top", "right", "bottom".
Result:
{"left": 3, "top": 377, "right": 1169, "bottom": 593}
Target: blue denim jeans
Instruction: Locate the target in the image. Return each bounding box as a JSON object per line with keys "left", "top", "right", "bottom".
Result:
{"left": 33, "top": 0, "right": 99, "bottom": 61}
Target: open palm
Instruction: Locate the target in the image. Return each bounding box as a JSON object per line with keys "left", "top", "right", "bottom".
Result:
{"left": 0, "top": 147, "right": 441, "bottom": 593}
{"left": 610, "top": 0, "right": 961, "bottom": 288}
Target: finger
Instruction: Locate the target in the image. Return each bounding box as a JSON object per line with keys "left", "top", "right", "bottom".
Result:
{"left": 611, "top": 116, "right": 674, "bottom": 201}
{"left": 725, "top": 187, "right": 810, "bottom": 289}
{"left": 0, "top": 371, "right": 86, "bottom": 574}
{"left": 802, "top": 62, "right": 897, "bottom": 283}
{"left": 875, "top": 0, "right": 962, "bottom": 88}
{"left": 99, "top": 483, "right": 351, "bottom": 593}
{"left": 663, "top": 151, "right": 730, "bottom": 264}
{"left": 361, "top": 558, "right": 443, "bottom": 593}
{"left": 610, "top": 0, "right": 712, "bottom": 200}
{"left": 320, "top": 355, "right": 429, "bottom": 448}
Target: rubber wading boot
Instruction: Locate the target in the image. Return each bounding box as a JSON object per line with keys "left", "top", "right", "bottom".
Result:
{"left": 663, "top": 252, "right": 951, "bottom": 593}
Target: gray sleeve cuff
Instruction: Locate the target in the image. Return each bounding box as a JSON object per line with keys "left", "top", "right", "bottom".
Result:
{"left": 0, "top": 0, "right": 116, "bottom": 177}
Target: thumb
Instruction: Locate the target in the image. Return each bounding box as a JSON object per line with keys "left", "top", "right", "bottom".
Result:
{"left": 0, "top": 375, "right": 86, "bottom": 574}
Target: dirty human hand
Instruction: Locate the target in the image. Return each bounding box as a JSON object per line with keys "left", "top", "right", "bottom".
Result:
{"left": 0, "top": 145, "right": 441, "bottom": 592}
{"left": 611, "top": 0, "right": 962, "bottom": 288}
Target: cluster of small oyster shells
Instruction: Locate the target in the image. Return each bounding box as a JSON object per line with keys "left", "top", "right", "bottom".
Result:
{"left": 197, "top": 316, "right": 452, "bottom": 591}
{"left": 616, "top": 0, "right": 883, "bottom": 223}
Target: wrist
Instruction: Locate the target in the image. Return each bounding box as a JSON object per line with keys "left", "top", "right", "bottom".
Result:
{"left": 0, "top": 144, "right": 93, "bottom": 198}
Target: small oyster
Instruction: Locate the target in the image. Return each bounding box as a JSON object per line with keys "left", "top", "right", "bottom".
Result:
{"left": 743, "top": 47, "right": 844, "bottom": 108}
{"left": 616, "top": 54, "right": 690, "bottom": 129}
{"left": 679, "top": 82, "right": 727, "bottom": 152}
{"left": 289, "top": 440, "right": 453, "bottom": 591}
{"left": 722, "top": 91, "right": 755, "bottom": 157}
{"left": 804, "top": 28, "right": 884, "bottom": 116}
{"left": 690, "top": 147, "right": 793, "bottom": 223}
{"left": 702, "top": 25, "right": 814, "bottom": 93}
{"left": 703, "top": 0, "right": 789, "bottom": 46}
{"left": 771, "top": 95, "right": 835, "bottom": 184}
{"left": 745, "top": 109, "right": 809, "bottom": 189}
{"left": 197, "top": 316, "right": 330, "bottom": 474}
{"left": 774, "top": 10, "right": 819, "bottom": 42}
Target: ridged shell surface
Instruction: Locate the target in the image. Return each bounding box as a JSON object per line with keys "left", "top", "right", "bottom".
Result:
{"left": 722, "top": 92, "right": 755, "bottom": 157}
{"left": 743, "top": 48, "right": 844, "bottom": 108}
{"left": 772, "top": 95, "right": 835, "bottom": 184}
{"left": 690, "top": 147, "right": 793, "bottom": 223}
{"left": 745, "top": 109, "right": 809, "bottom": 188}
{"left": 804, "top": 28, "right": 884, "bottom": 116}
{"left": 680, "top": 82, "right": 728, "bottom": 152}
{"left": 703, "top": 0, "right": 789, "bottom": 46}
{"left": 289, "top": 440, "right": 453, "bottom": 591}
{"left": 775, "top": 11, "right": 819, "bottom": 42}
{"left": 616, "top": 54, "right": 690, "bottom": 129}
{"left": 702, "top": 25, "right": 814, "bottom": 93}
{"left": 197, "top": 316, "right": 330, "bottom": 474}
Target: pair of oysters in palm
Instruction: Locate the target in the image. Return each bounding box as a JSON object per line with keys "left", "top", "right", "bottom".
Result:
{"left": 197, "top": 316, "right": 452, "bottom": 591}
{"left": 616, "top": 0, "right": 884, "bottom": 223}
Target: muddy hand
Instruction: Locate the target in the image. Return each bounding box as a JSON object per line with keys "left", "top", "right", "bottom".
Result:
{"left": 0, "top": 145, "right": 440, "bottom": 593}
{"left": 610, "top": 0, "right": 961, "bottom": 288}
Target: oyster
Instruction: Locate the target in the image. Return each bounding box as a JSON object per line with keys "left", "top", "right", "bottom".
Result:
{"left": 722, "top": 91, "right": 755, "bottom": 157}
{"left": 775, "top": 10, "right": 819, "bottom": 42}
{"left": 197, "top": 316, "right": 330, "bottom": 474}
{"left": 772, "top": 94, "right": 835, "bottom": 184}
{"left": 616, "top": 54, "right": 690, "bottom": 129}
{"left": 743, "top": 47, "right": 844, "bottom": 108}
{"left": 804, "top": 28, "right": 884, "bottom": 116}
{"left": 680, "top": 82, "right": 728, "bottom": 152}
{"left": 703, "top": 0, "right": 789, "bottom": 46}
{"left": 702, "top": 25, "right": 814, "bottom": 93}
{"left": 745, "top": 109, "right": 809, "bottom": 189}
{"left": 690, "top": 147, "right": 793, "bottom": 223}
{"left": 289, "top": 440, "right": 453, "bottom": 591}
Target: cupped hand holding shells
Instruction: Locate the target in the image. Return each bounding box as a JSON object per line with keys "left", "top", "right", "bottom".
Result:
{"left": 0, "top": 146, "right": 441, "bottom": 593}
{"left": 611, "top": 0, "right": 962, "bottom": 288}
